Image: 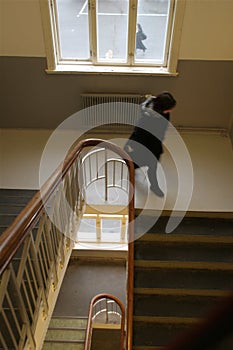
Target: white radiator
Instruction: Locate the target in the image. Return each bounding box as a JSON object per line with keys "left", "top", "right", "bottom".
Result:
{"left": 81, "top": 93, "right": 144, "bottom": 127}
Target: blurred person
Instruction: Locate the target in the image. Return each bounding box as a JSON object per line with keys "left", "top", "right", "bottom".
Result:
{"left": 124, "top": 92, "right": 176, "bottom": 197}
{"left": 136, "top": 23, "right": 147, "bottom": 53}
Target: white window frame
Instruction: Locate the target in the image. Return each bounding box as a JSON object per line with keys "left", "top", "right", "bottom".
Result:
{"left": 40, "top": 0, "right": 186, "bottom": 76}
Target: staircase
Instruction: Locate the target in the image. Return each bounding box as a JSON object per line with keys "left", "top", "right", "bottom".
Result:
{"left": 133, "top": 214, "right": 233, "bottom": 350}
{"left": 0, "top": 189, "right": 37, "bottom": 235}
{"left": 42, "top": 316, "right": 88, "bottom": 350}
{"left": 2, "top": 189, "right": 233, "bottom": 349}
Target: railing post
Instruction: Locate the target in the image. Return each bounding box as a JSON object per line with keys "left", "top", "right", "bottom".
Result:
{"left": 105, "top": 148, "right": 108, "bottom": 201}
{"left": 96, "top": 215, "right": 101, "bottom": 241}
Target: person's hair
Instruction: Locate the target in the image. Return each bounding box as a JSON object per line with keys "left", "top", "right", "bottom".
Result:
{"left": 137, "top": 23, "right": 142, "bottom": 32}
{"left": 151, "top": 92, "right": 176, "bottom": 113}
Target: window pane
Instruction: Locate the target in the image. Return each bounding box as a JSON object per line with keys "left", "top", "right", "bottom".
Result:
{"left": 135, "top": 0, "right": 170, "bottom": 64}
{"left": 101, "top": 219, "right": 121, "bottom": 242}
{"left": 96, "top": 0, "right": 129, "bottom": 62}
{"left": 56, "top": 0, "right": 90, "bottom": 59}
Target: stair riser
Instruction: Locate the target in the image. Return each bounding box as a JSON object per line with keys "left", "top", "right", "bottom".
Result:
{"left": 134, "top": 243, "right": 233, "bottom": 263}
{"left": 0, "top": 215, "right": 18, "bottom": 225}
{"left": 133, "top": 322, "right": 190, "bottom": 347}
{"left": 135, "top": 216, "right": 233, "bottom": 236}
{"left": 133, "top": 321, "right": 233, "bottom": 349}
{"left": 0, "top": 189, "right": 37, "bottom": 197}
{"left": 0, "top": 196, "right": 36, "bottom": 205}
{"left": 45, "top": 329, "right": 86, "bottom": 341}
{"left": 43, "top": 342, "right": 84, "bottom": 350}
{"left": 134, "top": 294, "right": 223, "bottom": 318}
{"left": 134, "top": 268, "right": 233, "bottom": 290}
{"left": 49, "top": 318, "right": 87, "bottom": 328}
{"left": 0, "top": 205, "right": 26, "bottom": 214}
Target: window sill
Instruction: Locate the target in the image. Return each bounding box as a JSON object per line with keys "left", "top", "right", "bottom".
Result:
{"left": 46, "top": 63, "right": 178, "bottom": 76}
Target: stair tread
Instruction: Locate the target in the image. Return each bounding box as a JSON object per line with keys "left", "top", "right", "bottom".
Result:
{"left": 44, "top": 339, "right": 84, "bottom": 344}
{"left": 133, "top": 348, "right": 165, "bottom": 350}
{"left": 136, "top": 233, "right": 233, "bottom": 244}
{"left": 50, "top": 316, "right": 88, "bottom": 319}
{"left": 48, "top": 326, "right": 86, "bottom": 330}
{"left": 134, "top": 260, "right": 233, "bottom": 270}
{"left": 133, "top": 315, "right": 199, "bottom": 324}
{"left": 134, "top": 287, "right": 229, "bottom": 297}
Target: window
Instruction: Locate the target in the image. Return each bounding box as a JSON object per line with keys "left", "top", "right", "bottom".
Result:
{"left": 40, "top": 0, "right": 185, "bottom": 75}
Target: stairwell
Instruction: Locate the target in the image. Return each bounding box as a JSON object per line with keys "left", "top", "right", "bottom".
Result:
{"left": 133, "top": 214, "right": 233, "bottom": 350}
{"left": 1, "top": 189, "right": 233, "bottom": 350}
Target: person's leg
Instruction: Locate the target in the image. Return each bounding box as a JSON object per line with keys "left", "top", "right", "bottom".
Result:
{"left": 147, "top": 160, "right": 164, "bottom": 197}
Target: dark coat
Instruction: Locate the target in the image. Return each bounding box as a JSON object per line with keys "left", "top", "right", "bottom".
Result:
{"left": 136, "top": 31, "right": 147, "bottom": 51}
{"left": 124, "top": 105, "right": 170, "bottom": 167}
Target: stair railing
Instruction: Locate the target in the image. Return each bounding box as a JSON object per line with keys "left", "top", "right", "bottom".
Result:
{"left": 81, "top": 147, "right": 129, "bottom": 202}
{"left": 0, "top": 138, "right": 135, "bottom": 350}
{"left": 84, "top": 293, "right": 125, "bottom": 350}
{"left": 78, "top": 146, "right": 130, "bottom": 246}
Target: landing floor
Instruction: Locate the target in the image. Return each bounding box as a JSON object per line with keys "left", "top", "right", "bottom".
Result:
{"left": 53, "top": 258, "right": 126, "bottom": 317}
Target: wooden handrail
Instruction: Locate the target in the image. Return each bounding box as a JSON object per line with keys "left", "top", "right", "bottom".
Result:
{"left": 0, "top": 138, "right": 82, "bottom": 275}
{"left": 0, "top": 138, "right": 134, "bottom": 268}
{"left": 85, "top": 293, "right": 125, "bottom": 350}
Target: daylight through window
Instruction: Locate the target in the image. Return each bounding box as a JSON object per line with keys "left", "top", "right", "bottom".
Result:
{"left": 41, "top": 0, "right": 185, "bottom": 74}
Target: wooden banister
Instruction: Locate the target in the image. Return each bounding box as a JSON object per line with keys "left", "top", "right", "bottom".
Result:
{"left": 0, "top": 139, "right": 134, "bottom": 272}
{"left": 85, "top": 293, "right": 125, "bottom": 350}
{"left": 0, "top": 138, "right": 135, "bottom": 350}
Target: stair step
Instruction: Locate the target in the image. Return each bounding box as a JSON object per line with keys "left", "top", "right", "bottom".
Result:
{"left": 134, "top": 287, "right": 228, "bottom": 297}
{"left": 45, "top": 326, "right": 86, "bottom": 341}
{"left": 0, "top": 214, "right": 18, "bottom": 226}
{"left": 133, "top": 347, "right": 166, "bottom": 350}
{"left": 134, "top": 215, "right": 233, "bottom": 236}
{"left": 133, "top": 316, "right": 197, "bottom": 347}
{"left": 0, "top": 204, "right": 26, "bottom": 214}
{"left": 135, "top": 234, "right": 233, "bottom": 262}
{"left": 134, "top": 289, "right": 226, "bottom": 318}
{"left": 134, "top": 315, "right": 199, "bottom": 324}
{"left": 134, "top": 262, "right": 233, "bottom": 290}
{"left": 133, "top": 214, "right": 233, "bottom": 349}
{"left": 133, "top": 316, "right": 233, "bottom": 349}
{"left": 0, "top": 194, "right": 37, "bottom": 205}
{"left": 0, "top": 189, "right": 37, "bottom": 197}
{"left": 42, "top": 340, "right": 84, "bottom": 350}
{"left": 0, "top": 189, "right": 37, "bottom": 235}
{"left": 134, "top": 260, "right": 233, "bottom": 270}
{"left": 42, "top": 317, "right": 88, "bottom": 350}
{"left": 137, "top": 234, "right": 233, "bottom": 243}
{"left": 48, "top": 317, "right": 88, "bottom": 328}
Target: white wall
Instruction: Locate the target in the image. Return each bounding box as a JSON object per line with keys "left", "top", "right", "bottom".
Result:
{"left": 1, "top": 129, "right": 233, "bottom": 212}
{"left": 0, "top": 128, "right": 92, "bottom": 189}
{"left": 0, "top": 129, "right": 51, "bottom": 189}
{"left": 0, "top": 0, "right": 233, "bottom": 60}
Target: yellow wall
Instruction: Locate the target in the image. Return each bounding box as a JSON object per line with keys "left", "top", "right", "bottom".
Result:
{"left": 0, "top": 0, "right": 233, "bottom": 60}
